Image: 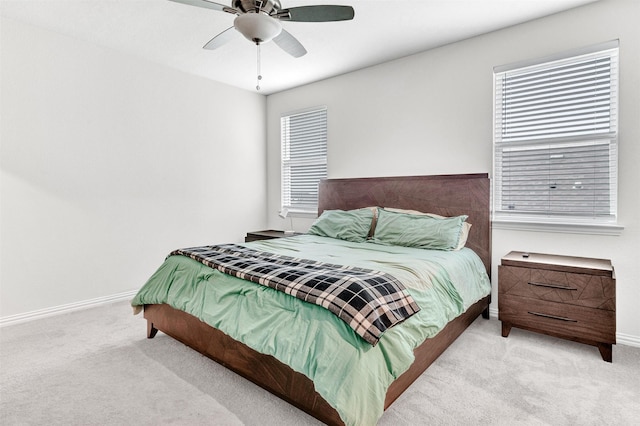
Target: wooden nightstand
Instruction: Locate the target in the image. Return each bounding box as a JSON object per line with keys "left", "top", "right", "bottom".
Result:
{"left": 498, "top": 251, "right": 616, "bottom": 362}
{"left": 245, "top": 230, "right": 302, "bottom": 242}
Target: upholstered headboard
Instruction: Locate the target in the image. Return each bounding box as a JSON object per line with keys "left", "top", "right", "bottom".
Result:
{"left": 317, "top": 173, "right": 491, "bottom": 276}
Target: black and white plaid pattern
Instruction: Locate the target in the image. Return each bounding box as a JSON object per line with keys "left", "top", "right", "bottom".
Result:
{"left": 170, "top": 244, "right": 420, "bottom": 346}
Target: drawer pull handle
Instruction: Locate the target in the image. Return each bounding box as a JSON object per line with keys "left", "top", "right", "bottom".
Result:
{"left": 528, "top": 281, "right": 577, "bottom": 291}
{"left": 528, "top": 311, "right": 578, "bottom": 322}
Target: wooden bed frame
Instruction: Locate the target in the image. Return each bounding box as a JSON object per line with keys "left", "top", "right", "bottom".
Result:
{"left": 143, "top": 173, "right": 491, "bottom": 425}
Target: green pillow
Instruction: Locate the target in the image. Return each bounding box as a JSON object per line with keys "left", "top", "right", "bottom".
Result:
{"left": 372, "top": 208, "right": 468, "bottom": 250}
{"left": 308, "top": 208, "right": 374, "bottom": 243}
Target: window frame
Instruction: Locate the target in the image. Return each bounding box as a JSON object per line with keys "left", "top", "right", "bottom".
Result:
{"left": 492, "top": 41, "right": 622, "bottom": 235}
{"left": 280, "top": 106, "right": 328, "bottom": 217}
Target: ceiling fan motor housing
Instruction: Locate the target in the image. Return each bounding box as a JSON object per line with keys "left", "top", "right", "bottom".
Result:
{"left": 233, "top": 0, "right": 282, "bottom": 15}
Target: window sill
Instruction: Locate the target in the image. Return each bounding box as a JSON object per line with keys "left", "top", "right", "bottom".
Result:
{"left": 492, "top": 219, "right": 624, "bottom": 236}
{"left": 287, "top": 211, "right": 318, "bottom": 219}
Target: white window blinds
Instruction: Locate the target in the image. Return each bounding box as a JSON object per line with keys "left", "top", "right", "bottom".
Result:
{"left": 281, "top": 106, "right": 328, "bottom": 214}
{"left": 493, "top": 41, "right": 619, "bottom": 224}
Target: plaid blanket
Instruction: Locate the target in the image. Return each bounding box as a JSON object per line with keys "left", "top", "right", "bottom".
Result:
{"left": 170, "top": 244, "right": 420, "bottom": 346}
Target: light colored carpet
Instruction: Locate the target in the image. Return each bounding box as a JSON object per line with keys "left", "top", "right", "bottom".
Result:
{"left": 1, "top": 300, "right": 639, "bottom": 425}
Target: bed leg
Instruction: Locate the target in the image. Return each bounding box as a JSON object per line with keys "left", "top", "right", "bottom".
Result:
{"left": 482, "top": 306, "right": 490, "bottom": 319}
{"left": 147, "top": 321, "right": 158, "bottom": 339}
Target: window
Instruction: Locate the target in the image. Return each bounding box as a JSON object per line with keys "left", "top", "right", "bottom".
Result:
{"left": 493, "top": 41, "right": 619, "bottom": 229}
{"left": 281, "top": 106, "right": 328, "bottom": 215}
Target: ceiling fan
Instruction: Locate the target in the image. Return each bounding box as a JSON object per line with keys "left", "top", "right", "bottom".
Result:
{"left": 170, "top": 0, "right": 355, "bottom": 58}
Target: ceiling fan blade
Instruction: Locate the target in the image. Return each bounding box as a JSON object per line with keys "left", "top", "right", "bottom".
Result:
{"left": 203, "top": 26, "right": 237, "bottom": 50}
{"left": 273, "top": 29, "right": 307, "bottom": 58}
{"left": 278, "top": 5, "right": 354, "bottom": 22}
{"left": 168, "top": 0, "right": 237, "bottom": 14}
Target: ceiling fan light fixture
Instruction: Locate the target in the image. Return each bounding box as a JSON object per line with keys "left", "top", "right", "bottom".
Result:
{"left": 234, "top": 12, "right": 282, "bottom": 44}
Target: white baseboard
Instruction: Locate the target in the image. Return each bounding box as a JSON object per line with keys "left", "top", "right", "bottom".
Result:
{"left": 0, "top": 290, "right": 138, "bottom": 327}
{"left": 489, "top": 306, "right": 499, "bottom": 319}
{"left": 617, "top": 333, "right": 640, "bottom": 348}
{"left": 487, "top": 307, "right": 639, "bottom": 348}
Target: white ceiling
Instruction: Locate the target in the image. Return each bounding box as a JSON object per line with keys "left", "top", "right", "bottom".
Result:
{"left": 1, "top": 0, "right": 597, "bottom": 95}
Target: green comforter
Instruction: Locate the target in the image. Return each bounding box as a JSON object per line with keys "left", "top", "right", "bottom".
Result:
{"left": 131, "top": 235, "right": 491, "bottom": 426}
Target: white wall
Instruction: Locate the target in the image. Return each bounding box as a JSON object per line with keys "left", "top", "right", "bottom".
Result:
{"left": 0, "top": 18, "right": 267, "bottom": 318}
{"left": 266, "top": 0, "right": 640, "bottom": 344}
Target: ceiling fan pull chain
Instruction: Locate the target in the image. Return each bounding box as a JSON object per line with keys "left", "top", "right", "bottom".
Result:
{"left": 256, "top": 43, "right": 263, "bottom": 91}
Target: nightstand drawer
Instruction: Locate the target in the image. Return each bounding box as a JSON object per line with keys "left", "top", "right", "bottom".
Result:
{"left": 499, "top": 265, "right": 615, "bottom": 311}
{"left": 499, "top": 294, "right": 616, "bottom": 344}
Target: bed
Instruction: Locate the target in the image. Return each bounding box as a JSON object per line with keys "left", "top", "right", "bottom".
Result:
{"left": 133, "top": 173, "right": 491, "bottom": 426}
